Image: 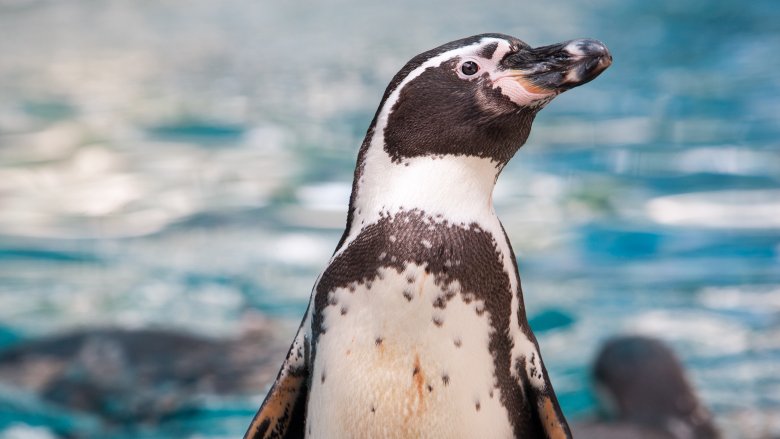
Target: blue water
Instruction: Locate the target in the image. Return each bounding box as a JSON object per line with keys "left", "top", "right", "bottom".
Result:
{"left": 0, "top": 0, "right": 779, "bottom": 437}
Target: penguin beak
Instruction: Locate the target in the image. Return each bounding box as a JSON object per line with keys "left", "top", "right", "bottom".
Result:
{"left": 502, "top": 39, "right": 612, "bottom": 93}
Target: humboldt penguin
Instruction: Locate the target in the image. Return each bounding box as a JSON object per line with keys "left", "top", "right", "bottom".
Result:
{"left": 245, "top": 33, "right": 611, "bottom": 439}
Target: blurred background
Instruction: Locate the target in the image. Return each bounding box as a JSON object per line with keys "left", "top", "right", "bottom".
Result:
{"left": 0, "top": 0, "right": 778, "bottom": 438}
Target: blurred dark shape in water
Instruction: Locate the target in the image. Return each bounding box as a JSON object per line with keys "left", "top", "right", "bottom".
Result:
{"left": 574, "top": 335, "right": 720, "bottom": 439}
{"left": 0, "top": 318, "right": 286, "bottom": 434}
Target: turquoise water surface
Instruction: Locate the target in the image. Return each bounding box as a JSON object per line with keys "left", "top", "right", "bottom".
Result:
{"left": 0, "top": 0, "right": 779, "bottom": 437}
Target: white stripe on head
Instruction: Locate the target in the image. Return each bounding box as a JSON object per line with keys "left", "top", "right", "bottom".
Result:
{"left": 380, "top": 37, "right": 511, "bottom": 127}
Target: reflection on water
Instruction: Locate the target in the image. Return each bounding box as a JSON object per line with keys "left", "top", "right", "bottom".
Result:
{"left": 0, "top": 0, "right": 779, "bottom": 437}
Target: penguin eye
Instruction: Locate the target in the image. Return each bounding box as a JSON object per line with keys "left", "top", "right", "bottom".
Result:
{"left": 461, "top": 61, "right": 479, "bottom": 76}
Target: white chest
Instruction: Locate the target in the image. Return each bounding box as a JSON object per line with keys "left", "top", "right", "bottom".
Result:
{"left": 305, "top": 263, "right": 514, "bottom": 439}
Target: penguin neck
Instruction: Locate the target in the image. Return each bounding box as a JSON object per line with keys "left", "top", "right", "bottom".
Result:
{"left": 345, "top": 145, "right": 505, "bottom": 239}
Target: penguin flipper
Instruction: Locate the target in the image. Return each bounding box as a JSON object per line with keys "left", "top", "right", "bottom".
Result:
{"left": 518, "top": 336, "right": 572, "bottom": 439}
{"left": 244, "top": 321, "right": 309, "bottom": 439}
{"left": 535, "top": 391, "right": 571, "bottom": 439}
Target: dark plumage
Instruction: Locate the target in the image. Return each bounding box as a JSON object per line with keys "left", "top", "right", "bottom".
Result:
{"left": 575, "top": 336, "right": 721, "bottom": 439}
{"left": 0, "top": 325, "right": 285, "bottom": 425}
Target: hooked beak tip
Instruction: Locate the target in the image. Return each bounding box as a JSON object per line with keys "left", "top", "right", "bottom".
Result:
{"left": 564, "top": 39, "right": 611, "bottom": 60}
{"left": 560, "top": 39, "right": 612, "bottom": 87}
{"left": 528, "top": 38, "right": 612, "bottom": 91}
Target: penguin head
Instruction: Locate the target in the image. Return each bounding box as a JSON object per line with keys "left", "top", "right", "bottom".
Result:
{"left": 376, "top": 33, "right": 611, "bottom": 163}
